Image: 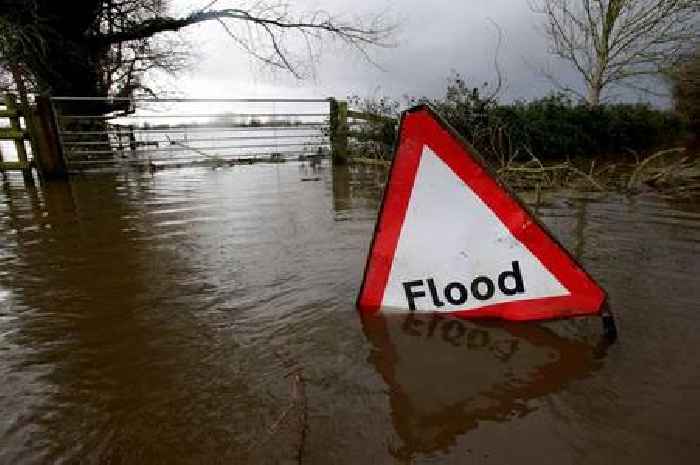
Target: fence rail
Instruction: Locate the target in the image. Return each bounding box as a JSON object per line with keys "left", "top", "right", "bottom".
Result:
{"left": 67, "top": 152, "right": 317, "bottom": 166}
{"left": 59, "top": 124, "right": 327, "bottom": 135}
{"left": 59, "top": 113, "right": 329, "bottom": 120}
{"left": 63, "top": 134, "right": 327, "bottom": 145}
{"left": 50, "top": 97, "right": 329, "bottom": 103}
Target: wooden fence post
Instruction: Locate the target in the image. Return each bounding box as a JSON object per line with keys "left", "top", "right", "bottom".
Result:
{"left": 128, "top": 125, "right": 136, "bottom": 152}
{"left": 329, "top": 98, "right": 348, "bottom": 165}
{"left": 4, "top": 94, "right": 33, "bottom": 182}
{"left": 30, "top": 96, "right": 68, "bottom": 180}
{"left": 0, "top": 139, "right": 5, "bottom": 178}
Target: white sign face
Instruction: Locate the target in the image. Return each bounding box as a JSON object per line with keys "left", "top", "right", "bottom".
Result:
{"left": 381, "top": 147, "right": 569, "bottom": 313}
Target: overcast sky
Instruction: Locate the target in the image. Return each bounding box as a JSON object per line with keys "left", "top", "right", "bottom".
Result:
{"left": 165, "top": 0, "right": 661, "bottom": 104}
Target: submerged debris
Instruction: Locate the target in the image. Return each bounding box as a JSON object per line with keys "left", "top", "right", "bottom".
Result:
{"left": 493, "top": 147, "right": 699, "bottom": 197}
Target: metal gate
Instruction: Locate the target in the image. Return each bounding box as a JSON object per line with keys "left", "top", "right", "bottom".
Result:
{"left": 49, "top": 97, "right": 331, "bottom": 171}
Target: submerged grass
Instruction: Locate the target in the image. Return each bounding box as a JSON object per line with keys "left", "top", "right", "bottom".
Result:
{"left": 496, "top": 148, "right": 700, "bottom": 197}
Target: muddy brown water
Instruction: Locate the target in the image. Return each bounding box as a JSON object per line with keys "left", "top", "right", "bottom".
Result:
{"left": 1, "top": 162, "right": 699, "bottom": 464}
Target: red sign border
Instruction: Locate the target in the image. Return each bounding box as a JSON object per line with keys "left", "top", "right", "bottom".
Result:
{"left": 357, "top": 105, "right": 606, "bottom": 321}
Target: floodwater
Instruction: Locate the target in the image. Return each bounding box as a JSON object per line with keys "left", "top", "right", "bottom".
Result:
{"left": 1, "top": 162, "right": 699, "bottom": 464}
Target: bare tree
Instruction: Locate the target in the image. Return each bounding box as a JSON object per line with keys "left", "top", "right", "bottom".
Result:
{"left": 531, "top": 0, "right": 699, "bottom": 105}
{"left": 0, "top": 0, "right": 396, "bottom": 98}
{"left": 672, "top": 45, "right": 700, "bottom": 132}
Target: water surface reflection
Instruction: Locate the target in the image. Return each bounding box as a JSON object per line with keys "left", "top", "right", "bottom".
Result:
{"left": 362, "top": 313, "right": 601, "bottom": 461}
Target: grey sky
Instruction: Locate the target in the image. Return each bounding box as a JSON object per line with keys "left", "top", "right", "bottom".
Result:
{"left": 166, "top": 0, "right": 655, "bottom": 103}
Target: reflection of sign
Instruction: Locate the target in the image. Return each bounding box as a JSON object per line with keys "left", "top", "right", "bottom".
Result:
{"left": 358, "top": 105, "right": 605, "bottom": 320}
{"left": 361, "top": 313, "right": 601, "bottom": 459}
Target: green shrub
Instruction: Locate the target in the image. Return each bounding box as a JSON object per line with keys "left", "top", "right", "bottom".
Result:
{"left": 417, "top": 75, "right": 688, "bottom": 163}
{"left": 349, "top": 74, "right": 688, "bottom": 164}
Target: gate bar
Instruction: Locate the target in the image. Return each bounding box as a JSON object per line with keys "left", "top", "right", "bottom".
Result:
{"left": 59, "top": 125, "right": 328, "bottom": 136}
{"left": 60, "top": 113, "right": 328, "bottom": 120}
{"left": 51, "top": 97, "right": 330, "bottom": 103}
{"left": 64, "top": 142, "right": 329, "bottom": 156}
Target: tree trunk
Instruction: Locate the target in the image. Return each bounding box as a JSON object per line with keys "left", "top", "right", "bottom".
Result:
{"left": 587, "top": 82, "right": 602, "bottom": 107}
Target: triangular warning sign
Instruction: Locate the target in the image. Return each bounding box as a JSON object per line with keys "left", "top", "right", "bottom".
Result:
{"left": 357, "top": 105, "right": 606, "bottom": 321}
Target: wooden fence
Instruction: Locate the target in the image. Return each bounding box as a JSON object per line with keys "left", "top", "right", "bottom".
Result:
{"left": 0, "top": 93, "right": 67, "bottom": 181}
{"left": 0, "top": 94, "right": 33, "bottom": 180}
{"left": 329, "top": 98, "right": 397, "bottom": 166}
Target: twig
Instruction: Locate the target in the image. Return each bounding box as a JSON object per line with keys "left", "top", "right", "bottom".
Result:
{"left": 648, "top": 156, "right": 689, "bottom": 184}
{"left": 165, "top": 136, "right": 226, "bottom": 162}
{"left": 625, "top": 147, "right": 641, "bottom": 164}
{"left": 294, "top": 371, "right": 308, "bottom": 465}
{"left": 501, "top": 164, "right": 569, "bottom": 172}
{"left": 627, "top": 147, "right": 685, "bottom": 190}
{"left": 484, "top": 18, "right": 504, "bottom": 104}
{"left": 523, "top": 147, "right": 553, "bottom": 185}
{"left": 246, "top": 368, "right": 308, "bottom": 464}
{"left": 566, "top": 163, "right": 605, "bottom": 191}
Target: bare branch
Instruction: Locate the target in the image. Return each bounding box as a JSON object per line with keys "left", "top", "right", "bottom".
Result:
{"left": 485, "top": 18, "right": 504, "bottom": 103}
{"left": 93, "top": 7, "right": 395, "bottom": 50}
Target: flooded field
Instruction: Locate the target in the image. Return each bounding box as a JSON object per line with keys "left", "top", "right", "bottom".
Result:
{"left": 1, "top": 162, "right": 700, "bottom": 464}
